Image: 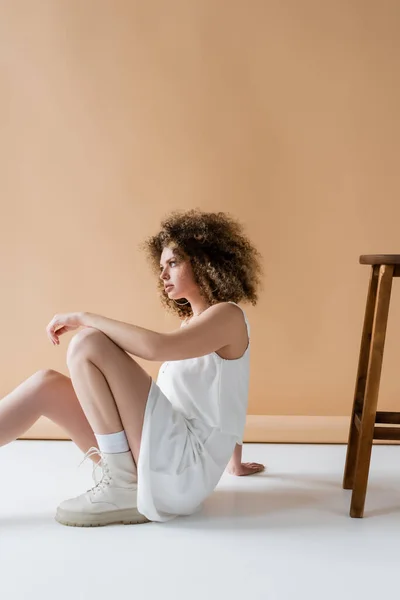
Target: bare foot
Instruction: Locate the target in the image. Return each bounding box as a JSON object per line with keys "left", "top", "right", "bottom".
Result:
{"left": 227, "top": 462, "right": 265, "bottom": 476}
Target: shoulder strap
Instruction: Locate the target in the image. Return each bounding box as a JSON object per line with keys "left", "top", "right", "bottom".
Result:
{"left": 227, "top": 301, "right": 250, "bottom": 337}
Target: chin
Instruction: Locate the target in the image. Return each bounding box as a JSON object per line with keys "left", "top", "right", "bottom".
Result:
{"left": 169, "top": 291, "right": 183, "bottom": 300}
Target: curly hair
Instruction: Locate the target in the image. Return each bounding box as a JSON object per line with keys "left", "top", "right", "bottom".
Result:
{"left": 140, "top": 209, "right": 263, "bottom": 319}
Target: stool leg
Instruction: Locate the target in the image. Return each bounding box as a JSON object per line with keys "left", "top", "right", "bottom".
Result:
{"left": 343, "top": 266, "right": 379, "bottom": 490}
{"left": 350, "top": 264, "right": 393, "bottom": 518}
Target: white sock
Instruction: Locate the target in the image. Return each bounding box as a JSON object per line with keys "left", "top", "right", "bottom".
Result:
{"left": 95, "top": 430, "right": 130, "bottom": 454}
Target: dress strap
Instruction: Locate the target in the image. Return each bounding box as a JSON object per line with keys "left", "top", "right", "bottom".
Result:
{"left": 227, "top": 301, "right": 250, "bottom": 337}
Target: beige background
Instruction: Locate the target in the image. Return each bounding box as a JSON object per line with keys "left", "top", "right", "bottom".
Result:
{"left": 1, "top": 0, "right": 400, "bottom": 442}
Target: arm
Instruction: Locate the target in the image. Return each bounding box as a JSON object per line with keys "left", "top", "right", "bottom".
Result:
{"left": 82, "top": 302, "right": 241, "bottom": 362}
{"left": 82, "top": 313, "right": 162, "bottom": 361}
{"left": 230, "top": 443, "right": 243, "bottom": 468}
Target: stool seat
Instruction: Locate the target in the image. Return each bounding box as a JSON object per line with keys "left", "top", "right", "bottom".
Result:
{"left": 360, "top": 255, "right": 400, "bottom": 265}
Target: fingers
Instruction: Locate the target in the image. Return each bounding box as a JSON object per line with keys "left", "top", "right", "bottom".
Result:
{"left": 46, "top": 316, "right": 60, "bottom": 345}
{"left": 46, "top": 326, "right": 56, "bottom": 344}
{"left": 55, "top": 326, "right": 68, "bottom": 336}
{"left": 243, "top": 462, "right": 266, "bottom": 472}
{"left": 49, "top": 330, "right": 59, "bottom": 345}
{"left": 227, "top": 462, "right": 266, "bottom": 476}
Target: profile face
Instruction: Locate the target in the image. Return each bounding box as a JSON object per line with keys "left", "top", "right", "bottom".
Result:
{"left": 159, "top": 246, "right": 198, "bottom": 300}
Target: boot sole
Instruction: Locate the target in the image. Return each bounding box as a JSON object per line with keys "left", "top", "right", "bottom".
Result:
{"left": 55, "top": 507, "right": 151, "bottom": 528}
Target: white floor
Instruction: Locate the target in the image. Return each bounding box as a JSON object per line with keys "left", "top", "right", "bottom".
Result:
{"left": 1, "top": 442, "right": 400, "bottom": 600}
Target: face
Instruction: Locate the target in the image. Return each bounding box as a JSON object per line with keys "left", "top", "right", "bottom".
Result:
{"left": 159, "top": 246, "right": 199, "bottom": 300}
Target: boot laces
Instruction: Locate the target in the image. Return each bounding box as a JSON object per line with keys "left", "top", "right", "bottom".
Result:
{"left": 79, "top": 446, "right": 112, "bottom": 495}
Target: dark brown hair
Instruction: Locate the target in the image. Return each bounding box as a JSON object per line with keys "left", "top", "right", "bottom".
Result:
{"left": 140, "top": 209, "right": 263, "bottom": 318}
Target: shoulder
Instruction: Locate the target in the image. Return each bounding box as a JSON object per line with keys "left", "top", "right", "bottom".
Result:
{"left": 204, "top": 302, "right": 246, "bottom": 325}
{"left": 209, "top": 301, "right": 242, "bottom": 313}
{"left": 179, "top": 302, "right": 246, "bottom": 331}
{"left": 205, "top": 303, "right": 248, "bottom": 357}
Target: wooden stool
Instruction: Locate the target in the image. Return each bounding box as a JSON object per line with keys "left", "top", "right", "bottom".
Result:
{"left": 343, "top": 255, "right": 400, "bottom": 517}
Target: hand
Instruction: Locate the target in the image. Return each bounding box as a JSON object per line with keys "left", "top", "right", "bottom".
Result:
{"left": 226, "top": 461, "right": 265, "bottom": 476}
{"left": 46, "top": 312, "right": 85, "bottom": 345}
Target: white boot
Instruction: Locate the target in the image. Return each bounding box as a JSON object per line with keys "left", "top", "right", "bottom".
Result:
{"left": 55, "top": 447, "right": 150, "bottom": 527}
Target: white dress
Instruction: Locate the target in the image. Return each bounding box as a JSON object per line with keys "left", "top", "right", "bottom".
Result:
{"left": 136, "top": 301, "right": 250, "bottom": 522}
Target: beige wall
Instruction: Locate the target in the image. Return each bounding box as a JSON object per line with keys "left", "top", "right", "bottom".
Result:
{"left": 1, "top": 1, "right": 400, "bottom": 442}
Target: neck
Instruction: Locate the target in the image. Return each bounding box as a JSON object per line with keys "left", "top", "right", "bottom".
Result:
{"left": 186, "top": 296, "right": 210, "bottom": 318}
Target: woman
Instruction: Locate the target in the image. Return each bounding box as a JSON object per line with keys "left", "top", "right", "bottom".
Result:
{"left": 0, "top": 209, "right": 264, "bottom": 527}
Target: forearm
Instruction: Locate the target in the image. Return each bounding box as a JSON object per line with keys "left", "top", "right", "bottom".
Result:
{"left": 81, "top": 312, "right": 161, "bottom": 360}
{"left": 229, "top": 443, "right": 243, "bottom": 466}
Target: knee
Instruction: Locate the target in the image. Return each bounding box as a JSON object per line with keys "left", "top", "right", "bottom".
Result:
{"left": 66, "top": 329, "right": 104, "bottom": 366}
{"left": 31, "top": 368, "right": 61, "bottom": 386}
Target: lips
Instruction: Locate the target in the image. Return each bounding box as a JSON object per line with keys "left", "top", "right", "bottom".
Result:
{"left": 164, "top": 284, "right": 174, "bottom": 291}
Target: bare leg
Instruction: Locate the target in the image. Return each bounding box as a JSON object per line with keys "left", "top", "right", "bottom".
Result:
{"left": 66, "top": 329, "right": 152, "bottom": 464}
{"left": 1, "top": 327, "right": 151, "bottom": 466}
{"left": 0, "top": 369, "right": 98, "bottom": 459}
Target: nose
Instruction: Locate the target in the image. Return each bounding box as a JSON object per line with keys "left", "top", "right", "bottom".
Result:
{"left": 160, "top": 268, "right": 169, "bottom": 281}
